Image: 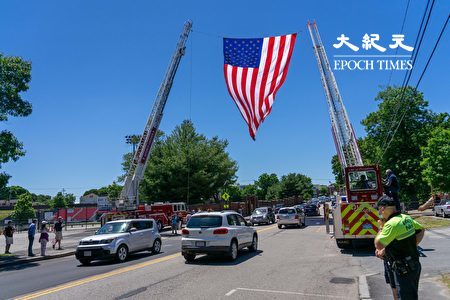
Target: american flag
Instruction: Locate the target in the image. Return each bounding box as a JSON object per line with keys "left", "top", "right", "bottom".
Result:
{"left": 223, "top": 33, "right": 296, "bottom": 140}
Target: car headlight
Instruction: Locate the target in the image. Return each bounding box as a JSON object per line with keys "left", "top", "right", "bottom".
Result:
{"left": 100, "top": 238, "right": 115, "bottom": 244}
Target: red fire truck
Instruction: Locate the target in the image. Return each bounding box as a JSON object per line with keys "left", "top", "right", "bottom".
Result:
{"left": 100, "top": 202, "right": 188, "bottom": 232}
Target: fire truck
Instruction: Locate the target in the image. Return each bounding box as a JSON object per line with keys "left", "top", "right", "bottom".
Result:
{"left": 101, "top": 202, "right": 188, "bottom": 231}
{"left": 308, "top": 22, "right": 383, "bottom": 249}
{"left": 101, "top": 21, "right": 193, "bottom": 229}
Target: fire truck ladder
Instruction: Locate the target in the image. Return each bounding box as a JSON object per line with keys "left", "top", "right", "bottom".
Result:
{"left": 307, "top": 21, "right": 363, "bottom": 169}
{"left": 119, "top": 20, "right": 193, "bottom": 209}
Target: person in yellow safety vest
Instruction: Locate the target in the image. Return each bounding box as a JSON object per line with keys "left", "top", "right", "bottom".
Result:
{"left": 375, "top": 196, "right": 425, "bottom": 300}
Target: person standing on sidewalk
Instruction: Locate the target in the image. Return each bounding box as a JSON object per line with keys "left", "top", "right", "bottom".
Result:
{"left": 28, "top": 219, "right": 37, "bottom": 257}
{"left": 53, "top": 216, "right": 64, "bottom": 250}
{"left": 39, "top": 222, "right": 49, "bottom": 256}
{"left": 375, "top": 196, "right": 425, "bottom": 300}
{"left": 3, "top": 221, "right": 15, "bottom": 254}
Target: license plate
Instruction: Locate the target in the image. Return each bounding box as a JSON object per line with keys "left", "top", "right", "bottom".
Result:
{"left": 195, "top": 241, "right": 206, "bottom": 247}
{"left": 84, "top": 251, "right": 92, "bottom": 257}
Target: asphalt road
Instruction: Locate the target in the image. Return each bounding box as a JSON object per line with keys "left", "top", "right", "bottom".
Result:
{"left": 0, "top": 233, "right": 183, "bottom": 299}
{"left": 3, "top": 215, "right": 450, "bottom": 300}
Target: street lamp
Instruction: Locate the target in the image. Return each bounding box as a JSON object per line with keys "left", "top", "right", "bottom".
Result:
{"left": 125, "top": 135, "right": 141, "bottom": 154}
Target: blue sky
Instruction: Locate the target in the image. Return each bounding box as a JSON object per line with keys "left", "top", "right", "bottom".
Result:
{"left": 1, "top": 1, "right": 449, "bottom": 199}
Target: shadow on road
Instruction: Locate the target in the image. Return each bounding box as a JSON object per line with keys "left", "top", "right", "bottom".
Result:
{"left": 0, "top": 259, "right": 40, "bottom": 272}
{"left": 185, "top": 249, "right": 263, "bottom": 266}
{"left": 77, "top": 251, "right": 165, "bottom": 267}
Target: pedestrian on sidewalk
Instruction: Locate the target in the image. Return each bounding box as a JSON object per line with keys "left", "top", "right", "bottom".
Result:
{"left": 171, "top": 214, "right": 178, "bottom": 235}
{"left": 28, "top": 219, "right": 37, "bottom": 257}
{"left": 53, "top": 216, "right": 64, "bottom": 250}
{"left": 39, "top": 222, "right": 49, "bottom": 256}
{"left": 3, "top": 221, "right": 15, "bottom": 254}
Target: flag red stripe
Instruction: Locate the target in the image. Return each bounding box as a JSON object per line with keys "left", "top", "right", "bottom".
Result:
{"left": 264, "top": 35, "right": 286, "bottom": 116}
{"left": 258, "top": 37, "right": 275, "bottom": 121}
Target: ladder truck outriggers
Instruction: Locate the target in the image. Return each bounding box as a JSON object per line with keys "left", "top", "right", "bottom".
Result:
{"left": 308, "top": 22, "right": 383, "bottom": 249}
{"left": 102, "top": 21, "right": 192, "bottom": 229}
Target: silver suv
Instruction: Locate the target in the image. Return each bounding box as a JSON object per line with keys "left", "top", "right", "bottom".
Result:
{"left": 181, "top": 211, "right": 258, "bottom": 262}
{"left": 75, "top": 219, "right": 161, "bottom": 265}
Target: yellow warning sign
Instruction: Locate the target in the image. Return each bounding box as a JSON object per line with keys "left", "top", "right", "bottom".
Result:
{"left": 222, "top": 192, "right": 230, "bottom": 201}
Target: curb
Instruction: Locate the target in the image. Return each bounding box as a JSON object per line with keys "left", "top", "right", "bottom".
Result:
{"left": 0, "top": 250, "right": 75, "bottom": 268}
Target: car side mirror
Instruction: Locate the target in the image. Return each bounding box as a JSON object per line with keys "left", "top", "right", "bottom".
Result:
{"left": 129, "top": 227, "right": 137, "bottom": 233}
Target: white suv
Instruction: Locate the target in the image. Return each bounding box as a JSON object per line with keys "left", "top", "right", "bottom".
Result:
{"left": 181, "top": 211, "right": 258, "bottom": 262}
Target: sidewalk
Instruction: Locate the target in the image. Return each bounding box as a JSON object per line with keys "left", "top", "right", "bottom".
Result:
{"left": 0, "top": 226, "right": 100, "bottom": 268}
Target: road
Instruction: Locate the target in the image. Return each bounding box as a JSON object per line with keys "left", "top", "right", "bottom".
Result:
{"left": 2, "top": 215, "right": 450, "bottom": 300}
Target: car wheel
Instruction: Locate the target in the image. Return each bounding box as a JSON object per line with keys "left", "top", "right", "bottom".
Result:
{"left": 435, "top": 210, "right": 439, "bottom": 217}
{"left": 183, "top": 253, "right": 196, "bottom": 262}
{"left": 151, "top": 239, "right": 161, "bottom": 254}
{"left": 248, "top": 235, "right": 258, "bottom": 252}
{"left": 228, "top": 240, "right": 238, "bottom": 261}
{"left": 297, "top": 223, "right": 301, "bottom": 228}
{"left": 443, "top": 211, "right": 448, "bottom": 218}
{"left": 79, "top": 259, "right": 91, "bottom": 266}
{"left": 157, "top": 221, "right": 163, "bottom": 232}
{"left": 116, "top": 244, "right": 128, "bottom": 262}
{"left": 278, "top": 224, "right": 282, "bottom": 229}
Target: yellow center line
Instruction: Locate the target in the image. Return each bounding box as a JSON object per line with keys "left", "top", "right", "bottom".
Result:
{"left": 17, "top": 225, "right": 278, "bottom": 300}
{"left": 15, "top": 253, "right": 180, "bottom": 300}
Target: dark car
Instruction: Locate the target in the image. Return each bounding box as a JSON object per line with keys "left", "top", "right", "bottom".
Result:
{"left": 303, "top": 204, "right": 320, "bottom": 216}
{"left": 249, "top": 207, "right": 275, "bottom": 225}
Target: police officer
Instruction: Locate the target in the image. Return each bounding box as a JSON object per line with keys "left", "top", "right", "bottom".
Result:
{"left": 375, "top": 196, "right": 425, "bottom": 300}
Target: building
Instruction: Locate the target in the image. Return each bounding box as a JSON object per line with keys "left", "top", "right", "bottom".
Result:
{"left": 79, "top": 193, "right": 111, "bottom": 209}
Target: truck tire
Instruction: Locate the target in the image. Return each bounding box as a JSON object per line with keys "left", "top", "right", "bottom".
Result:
{"left": 157, "top": 221, "right": 163, "bottom": 232}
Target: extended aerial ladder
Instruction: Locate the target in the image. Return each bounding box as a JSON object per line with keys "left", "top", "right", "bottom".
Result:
{"left": 308, "top": 21, "right": 383, "bottom": 248}
{"left": 118, "top": 20, "right": 193, "bottom": 209}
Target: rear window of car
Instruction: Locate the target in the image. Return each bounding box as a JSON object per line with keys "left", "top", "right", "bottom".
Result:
{"left": 279, "top": 208, "right": 295, "bottom": 214}
{"left": 187, "top": 216, "right": 223, "bottom": 228}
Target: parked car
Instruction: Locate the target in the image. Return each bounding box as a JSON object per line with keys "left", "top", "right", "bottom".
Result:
{"left": 304, "top": 204, "right": 320, "bottom": 216}
{"left": 249, "top": 207, "right": 275, "bottom": 225}
{"left": 434, "top": 200, "right": 450, "bottom": 218}
{"left": 277, "top": 207, "right": 305, "bottom": 228}
{"left": 75, "top": 219, "right": 161, "bottom": 265}
{"left": 181, "top": 212, "right": 258, "bottom": 262}
{"left": 274, "top": 204, "right": 284, "bottom": 214}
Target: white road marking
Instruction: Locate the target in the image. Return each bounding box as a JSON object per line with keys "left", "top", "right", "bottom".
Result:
{"left": 225, "top": 289, "right": 237, "bottom": 296}
{"left": 233, "top": 287, "right": 347, "bottom": 298}
{"left": 358, "top": 275, "right": 371, "bottom": 299}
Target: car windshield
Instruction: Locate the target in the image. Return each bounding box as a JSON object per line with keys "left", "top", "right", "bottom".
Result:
{"left": 279, "top": 208, "right": 295, "bottom": 214}
{"left": 254, "top": 208, "right": 267, "bottom": 215}
{"left": 96, "top": 222, "right": 129, "bottom": 235}
{"left": 187, "top": 216, "right": 222, "bottom": 228}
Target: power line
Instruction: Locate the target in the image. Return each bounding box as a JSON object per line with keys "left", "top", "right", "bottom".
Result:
{"left": 378, "top": 0, "right": 436, "bottom": 162}
{"left": 380, "top": 11, "right": 448, "bottom": 161}
{"left": 386, "top": 0, "right": 412, "bottom": 87}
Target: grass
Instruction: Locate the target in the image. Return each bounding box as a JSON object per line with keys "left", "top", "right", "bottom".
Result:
{"left": 411, "top": 216, "right": 450, "bottom": 229}
{"left": 0, "top": 210, "right": 13, "bottom": 220}
{"left": 441, "top": 273, "right": 450, "bottom": 290}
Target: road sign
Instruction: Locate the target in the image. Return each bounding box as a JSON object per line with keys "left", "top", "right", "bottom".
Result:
{"left": 222, "top": 192, "right": 230, "bottom": 201}
{"left": 223, "top": 204, "right": 229, "bottom": 209}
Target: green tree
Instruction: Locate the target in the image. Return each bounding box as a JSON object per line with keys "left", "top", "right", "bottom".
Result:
{"left": 254, "top": 173, "right": 279, "bottom": 200}
{"left": 65, "top": 193, "right": 76, "bottom": 207}
{"left": 52, "top": 192, "right": 68, "bottom": 209}
{"left": 331, "top": 155, "right": 344, "bottom": 188}
{"left": 12, "top": 193, "right": 35, "bottom": 222}
{"left": 139, "top": 120, "right": 238, "bottom": 204}
{"left": 31, "top": 193, "right": 52, "bottom": 205}
{"left": 279, "top": 173, "right": 313, "bottom": 199}
{"left": 360, "top": 86, "right": 443, "bottom": 203}
{"left": 107, "top": 181, "right": 123, "bottom": 199}
{"left": 241, "top": 184, "right": 257, "bottom": 197}
{"left": 224, "top": 184, "right": 242, "bottom": 202}
{"left": 0, "top": 54, "right": 33, "bottom": 189}
{"left": 319, "top": 186, "right": 328, "bottom": 196}
{"left": 266, "top": 183, "right": 281, "bottom": 200}
{"left": 421, "top": 127, "right": 450, "bottom": 192}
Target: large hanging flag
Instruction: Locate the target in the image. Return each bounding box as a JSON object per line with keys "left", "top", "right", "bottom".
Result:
{"left": 223, "top": 33, "right": 296, "bottom": 140}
